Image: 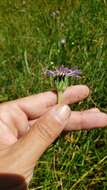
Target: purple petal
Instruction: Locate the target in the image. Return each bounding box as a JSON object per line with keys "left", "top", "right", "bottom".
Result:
{"left": 47, "top": 70, "right": 56, "bottom": 77}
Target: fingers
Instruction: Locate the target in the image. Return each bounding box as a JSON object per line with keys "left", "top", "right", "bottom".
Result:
{"left": 12, "top": 85, "right": 89, "bottom": 119}
{"left": 65, "top": 109, "right": 107, "bottom": 131}
{"left": 8, "top": 105, "right": 70, "bottom": 177}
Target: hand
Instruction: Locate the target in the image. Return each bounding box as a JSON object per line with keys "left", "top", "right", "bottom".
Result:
{"left": 0, "top": 85, "right": 107, "bottom": 188}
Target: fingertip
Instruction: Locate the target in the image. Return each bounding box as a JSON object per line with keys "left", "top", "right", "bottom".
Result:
{"left": 85, "top": 111, "right": 107, "bottom": 129}
{"left": 79, "top": 85, "right": 90, "bottom": 97}
{"left": 63, "top": 85, "right": 90, "bottom": 104}
{"left": 65, "top": 110, "right": 107, "bottom": 131}
{"left": 86, "top": 112, "right": 107, "bottom": 129}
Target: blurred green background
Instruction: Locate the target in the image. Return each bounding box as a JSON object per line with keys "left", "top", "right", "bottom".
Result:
{"left": 0, "top": 0, "right": 107, "bottom": 189}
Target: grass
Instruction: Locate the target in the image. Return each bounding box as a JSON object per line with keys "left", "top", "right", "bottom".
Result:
{"left": 0, "top": 0, "right": 107, "bottom": 189}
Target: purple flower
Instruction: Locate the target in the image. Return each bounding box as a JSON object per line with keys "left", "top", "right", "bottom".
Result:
{"left": 47, "top": 65, "right": 81, "bottom": 78}
{"left": 46, "top": 65, "right": 81, "bottom": 103}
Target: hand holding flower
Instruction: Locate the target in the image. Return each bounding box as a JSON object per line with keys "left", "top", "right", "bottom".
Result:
{"left": 0, "top": 85, "right": 107, "bottom": 189}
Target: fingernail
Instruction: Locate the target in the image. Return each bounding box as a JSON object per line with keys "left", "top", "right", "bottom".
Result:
{"left": 54, "top": 105, "right": 71, "bottom": 125}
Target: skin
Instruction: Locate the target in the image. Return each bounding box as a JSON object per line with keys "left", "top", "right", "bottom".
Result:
{"left": 0, "top": 85, "right": 107, "bottom": 187}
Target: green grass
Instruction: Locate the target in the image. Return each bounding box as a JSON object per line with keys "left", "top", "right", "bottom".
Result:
{"left": 0, "top": 0, "right": 107, "bottom": 189}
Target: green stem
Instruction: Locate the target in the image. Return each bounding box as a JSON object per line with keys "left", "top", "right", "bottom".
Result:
{"left": 57, "top": 91, "right": 63, "bottom": 104}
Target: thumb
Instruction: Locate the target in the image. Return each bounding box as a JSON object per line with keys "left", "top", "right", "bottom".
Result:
{"left": 24, "top": 105, "right": 71, "bottom": 161}
{"left": 8, "top": 105, "right": 71, "bottom": 174}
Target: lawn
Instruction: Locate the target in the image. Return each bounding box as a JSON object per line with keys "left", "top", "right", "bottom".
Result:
{"left": 0, "top": 0, "right": 107, "bottom": 189}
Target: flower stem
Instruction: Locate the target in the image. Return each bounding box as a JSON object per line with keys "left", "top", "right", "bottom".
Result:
{"left": 57, "top": 91, "right": 63, "bottom": 104}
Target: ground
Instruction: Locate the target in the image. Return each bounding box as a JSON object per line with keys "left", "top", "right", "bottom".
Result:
{"left": 0, "top": 0, "right": 107, "bottom": 189}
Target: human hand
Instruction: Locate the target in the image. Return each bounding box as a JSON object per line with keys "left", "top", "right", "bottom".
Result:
{"left": 0, "top": 85, "right": 107, "bottom": 189}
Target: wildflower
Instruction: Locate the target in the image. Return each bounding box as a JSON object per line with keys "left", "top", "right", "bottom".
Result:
{"left": 46, "top": 65, "right": 81, "bottom": 104}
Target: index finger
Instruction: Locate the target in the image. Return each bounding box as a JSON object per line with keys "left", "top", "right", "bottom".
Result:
{"left": 10, "top": 85, "right": 89, "bottom": 119}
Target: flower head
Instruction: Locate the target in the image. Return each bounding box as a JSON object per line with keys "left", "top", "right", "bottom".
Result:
{"left": 46, "top": 65, "right": 81, "bottom": 104}
{"left": 47, "top": 65, "right": 81, "bottom": 79}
